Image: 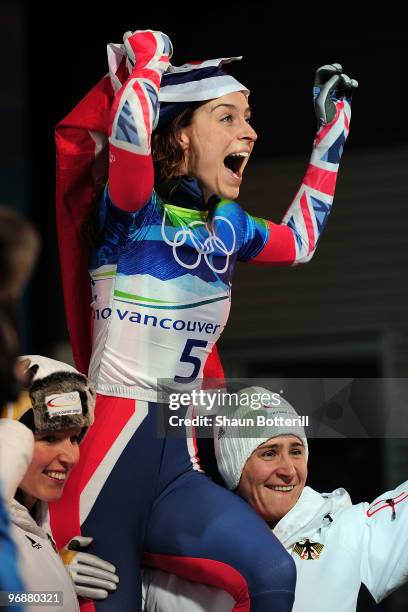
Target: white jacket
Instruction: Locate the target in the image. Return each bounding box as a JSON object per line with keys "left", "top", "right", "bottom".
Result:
{"left": 0, "top": 419, "right": 79, "bottom": 612}
{"left": 142, "top": 482, "right": 408, "bottom": 612}
{"left": 8, "top": 498, "right": 80, "bottom": 612}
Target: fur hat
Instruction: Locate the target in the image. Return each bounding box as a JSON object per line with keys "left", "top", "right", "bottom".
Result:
{"left": 1, "top": 355, "right": 95, "bottom": 441}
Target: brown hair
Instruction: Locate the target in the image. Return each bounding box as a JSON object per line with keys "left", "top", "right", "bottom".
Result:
{"left": 153, "top": 102, "right": 204, "bottom": 186}
{"left": 84, "top": 103, "right": 204, "bottom": 247}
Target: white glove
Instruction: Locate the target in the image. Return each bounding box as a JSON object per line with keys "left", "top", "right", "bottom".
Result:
{"left": 60, "top": 536, "right": 119, "bottom": 600}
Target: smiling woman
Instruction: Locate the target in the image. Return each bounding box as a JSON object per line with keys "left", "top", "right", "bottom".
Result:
{"left": 142, "top": 388, "right": 408, "bottom": 612}
{"left": 237, "top": 436, "right": 308, "bottom": 528}
{"left": 54, "top": 29, "right": 357, "bottom": 612}
{"left": 18, "top": 427, "right": 81, "bottom": 510}
{"left": 0, "top": 356, "right": 95, "bottom": 611}
{"left": 0, "top": 356, "right": 119, "bottom": 611}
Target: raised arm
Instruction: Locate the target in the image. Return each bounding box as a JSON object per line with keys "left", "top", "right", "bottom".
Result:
{"left": 0, "top": 418, "right": 34, "bottom": 502}
{"left": 360, "top": 480, "right": 408, "bottom": 602}
{"left": 251, "top": 64, "right": 357, "bottom": 266}
{"left": 108, "top": 30, "right": 172, "bottom": 211}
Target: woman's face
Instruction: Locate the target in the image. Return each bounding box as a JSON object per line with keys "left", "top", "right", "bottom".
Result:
{"left": 178, "top": 91, "right": 257, "bottom": 202}
{"left": 19, "top": 427, "right": 81, "bottom": 509}
{"left": 237, "top": 435, "right": 308, "bottom": 528}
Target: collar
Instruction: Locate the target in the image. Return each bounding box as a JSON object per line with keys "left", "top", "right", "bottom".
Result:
{"left": 155, "top": 176, "right": 218, "bottom": 211}
{"left": 273, "top": 486, "right": 352, "bottom": 548}
{"left": 8, "top": 498, "right": 46, "bottom": 538}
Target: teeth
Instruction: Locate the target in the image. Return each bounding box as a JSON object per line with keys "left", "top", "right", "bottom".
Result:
{"left": 266, "top": 485, "right": 294, "bottom": 492}
{"left": 44, "top": 471, "right": 67, "bottom": 481}
{"left": 231, "top": 152, "right": 249, "bottom": 157}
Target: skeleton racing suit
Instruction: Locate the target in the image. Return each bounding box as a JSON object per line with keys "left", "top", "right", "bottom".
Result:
{"left": 50, "top": 31, "right": 351, "bottom": 612}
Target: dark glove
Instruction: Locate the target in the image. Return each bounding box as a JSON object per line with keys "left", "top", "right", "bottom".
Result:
{"left": 314, "top": 63, "right": 358, "bottom": 126}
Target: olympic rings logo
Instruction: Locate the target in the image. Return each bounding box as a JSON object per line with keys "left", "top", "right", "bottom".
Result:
{"left": 161, "top": 210, "right": 236, "bottom": 273}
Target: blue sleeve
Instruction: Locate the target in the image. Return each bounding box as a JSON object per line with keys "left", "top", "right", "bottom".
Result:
{"left": 237, "top": 211, "right": 270, "bottom": 262}
{"left": 211, "top": 200, "right": 270, "bottom": 262}
{"left": 0, "top": 492, "right": 25, "bottom": 610}
{"left": 90, "top": 186, "right": 157, "bottom": 269}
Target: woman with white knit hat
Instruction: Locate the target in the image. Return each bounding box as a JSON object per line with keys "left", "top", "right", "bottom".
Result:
{"left": 143, "top": 387, "right": 408, "bottom": 612}
{"left": 214, "top": 387, "right": 308, "bottom": 529}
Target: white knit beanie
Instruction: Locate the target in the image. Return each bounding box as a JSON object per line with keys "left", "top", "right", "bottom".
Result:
{"left": 214, "top": 386, "right": 308, "bottom": 490}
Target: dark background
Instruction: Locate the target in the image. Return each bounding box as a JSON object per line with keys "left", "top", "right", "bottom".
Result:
{"left": 25, "top": 14, "right": 408, "bottom": 353}
{"left": 2, "top": 4, "right": 408, "bottom": 609}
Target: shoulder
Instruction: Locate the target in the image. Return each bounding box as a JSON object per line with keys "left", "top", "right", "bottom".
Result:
{"left": 312, "top": 489, "right": 367, "bottom": 556}
{"left": 8, "top": 498, "right": 32, "bottom": 527}
{"left": 298, "top": 487, "right": 360, "bottom": 535}
{"left": 213, "top": 199, "right": 245, "bottom": 220}
{"left": 212, "top": 200, "right": 254, "bottom": 243}
{"left": 319, "top": 488, "right": 363, "bottom": 525}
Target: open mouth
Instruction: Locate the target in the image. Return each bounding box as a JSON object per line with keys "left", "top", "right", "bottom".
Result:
{"left": 223, "top": 152, "right": 249, "bottom": 177}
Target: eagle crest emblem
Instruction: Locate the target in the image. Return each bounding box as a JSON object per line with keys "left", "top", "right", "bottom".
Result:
{"left": 293, "top": 539, "right": 324, "bottom": 560}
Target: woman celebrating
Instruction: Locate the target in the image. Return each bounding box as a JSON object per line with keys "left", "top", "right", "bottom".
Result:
{"left": 53, "top": 30, "right": 357, "bottom": 612}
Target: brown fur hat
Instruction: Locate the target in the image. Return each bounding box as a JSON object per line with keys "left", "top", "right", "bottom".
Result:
{"left": 2, "top": 355, "right": 95, "bottom": 441}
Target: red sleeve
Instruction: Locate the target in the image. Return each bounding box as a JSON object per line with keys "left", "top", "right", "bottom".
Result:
{"left": 108, "top": 32, "right": 171, "bottom": 211}
{"left": 250, "top": 222, "right": 296, "bottom": 266}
